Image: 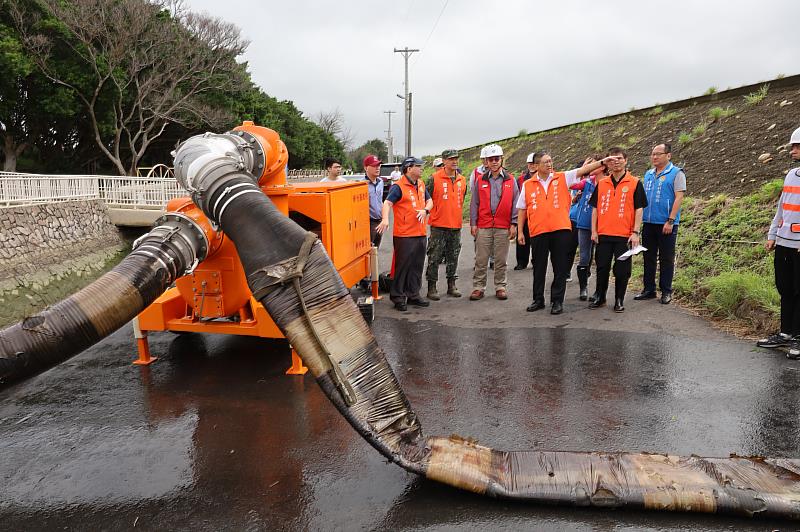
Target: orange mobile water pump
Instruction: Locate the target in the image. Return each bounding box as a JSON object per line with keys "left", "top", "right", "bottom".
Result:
{"left": 133, "top": 122, "right": 378, "bottom": 373}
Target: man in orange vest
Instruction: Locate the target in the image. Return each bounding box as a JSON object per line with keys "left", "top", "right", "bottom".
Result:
{"left": 588, "top": 147, "right": 648, "bottom": 312}
{"left": 426, "top": 149, "right": 467, "bottom": 300}
{"left": 469, "top": 144, "right": 518, "bottom": 301}
{"left": 516, "top": 152, "right": 616, "bottom": 314}
{"left": 376, "top": 156, "right": 433, "bottom": 311}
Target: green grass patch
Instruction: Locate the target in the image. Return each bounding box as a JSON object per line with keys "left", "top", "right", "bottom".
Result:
{"left": 704, "top": 86, "right": 718, "bottom": 95}
{"left": 657, "top": 111, "right": 681, "bottom": 125}
{"left": 743, "top": 83, "right": 769, "bottom": 105}
{"left": 677, "top": 131, "right": 694, "bottom": 146}
{"left": 708, "top": 106, "right": 736, "bottom": 121}
{"left": 647, "top": 106, "right": 663, "bottom": 116}
{"left": 691, "top": 123, "right": 707, "bottom": 137}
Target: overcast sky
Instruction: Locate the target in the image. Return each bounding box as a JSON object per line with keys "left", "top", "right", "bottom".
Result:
{"left": 184, "top": 0, "right": 796, "bottom": 159}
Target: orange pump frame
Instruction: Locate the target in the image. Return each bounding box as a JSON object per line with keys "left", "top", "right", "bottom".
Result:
{"left": 133, "top": 122, "right": 377, "bottom": 374}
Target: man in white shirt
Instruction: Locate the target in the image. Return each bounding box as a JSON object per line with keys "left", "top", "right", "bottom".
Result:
{"left": 389, "top": 166, "right": 402, "bottom": 182}
{"left": 320, "top": 157, "right": 347, "bottom": 183}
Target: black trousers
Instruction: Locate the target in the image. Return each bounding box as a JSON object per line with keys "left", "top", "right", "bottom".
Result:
{"left": 369, "top": 219, "right": 383, "bottom": 249}
{"left": 391, "top": 235, "right": 426, "bottom": 304}
{"left": 641, "top": 222, "right": 678, "bottom": 294}
{"left": 775, "top": 245, "right": 800, "bottom": 336}
{"left": 531, "top": 229, "right": 572, "bottom": 304}
{"left": 594, "top": 236, "right": 632, "bottom": 301}
{"left": 565, "top": 220, "right": 579, "bottom": 273}
{"left": 515, "top": 218, "right": 533, "bottom": 268}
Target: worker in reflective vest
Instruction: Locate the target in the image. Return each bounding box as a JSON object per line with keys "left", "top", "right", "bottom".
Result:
{"left": 377, "top": 156, "right": 433, "bottom": 312}
{"left": 758, "top": 126, "right": 800, "bottom": 358}
{"left": 588, "top": 147, "right": 647, "bottom": 313}
{"left": 468, "top": 144, "right": 518, "bottom": 301}
{"left": 516, "top": 152, "right": 618, "bottom": 314}
{"left": 425, "top": 149, "right": 467, "bottom": 300}
{"left": 635, "top": 143, "right": 687, "bottom": 305}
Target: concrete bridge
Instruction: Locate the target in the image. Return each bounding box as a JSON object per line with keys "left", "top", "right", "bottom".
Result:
{"left": 0, "top": 169, "right": 330, "bottom": 227}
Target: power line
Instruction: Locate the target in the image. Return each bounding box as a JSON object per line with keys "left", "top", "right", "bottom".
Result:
{"left": 414, "top": 0, "right": 449, "bottom": 62}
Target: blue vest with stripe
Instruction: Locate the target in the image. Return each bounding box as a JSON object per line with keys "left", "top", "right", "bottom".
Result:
{"left": 643, "top": 162, "right": 682, "bottom": 225}
{"left": 575, "top": 179, "right": 595, "bottom": 230}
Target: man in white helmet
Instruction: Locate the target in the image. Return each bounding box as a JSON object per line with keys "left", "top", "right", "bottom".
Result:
{"left": 758, "top": 126, "right": 800, "bottom": 359}
{"left": 469, "top": 144, "right": 519, "bottom": 300}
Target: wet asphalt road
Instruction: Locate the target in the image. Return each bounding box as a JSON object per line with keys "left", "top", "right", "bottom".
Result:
{"left": 2, "top": 227, "right": 800, "bottom": 530}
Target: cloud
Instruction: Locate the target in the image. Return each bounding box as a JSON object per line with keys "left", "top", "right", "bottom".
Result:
{"left": 184, "top": 0, "right": 796, "bottom": 158}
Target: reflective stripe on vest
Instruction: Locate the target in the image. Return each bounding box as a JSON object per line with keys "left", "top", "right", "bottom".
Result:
{"left": 393, "top": 177, "right": 427, "bottom": 237}
{"left": 477, "top": 173, "right": 515, "bottom": 229}
{"left": 524, "top": 172, "right": 572, "bottom": 237}
{"left": 429, "top": 169, "right": 466, "bottom": 229}
{"left": 596, "top": 173, "right": 639, "bottom": 237}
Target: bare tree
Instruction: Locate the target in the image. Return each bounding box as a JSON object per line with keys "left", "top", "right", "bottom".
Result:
{"left": 11, "top": 0, "right": 249, "bottom": 175}
{"left": 316, "top": 107, "right": 355, "bottom": 152}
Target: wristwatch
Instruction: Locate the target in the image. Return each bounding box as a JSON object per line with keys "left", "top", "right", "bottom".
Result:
{"left": 666, "top": 218, "right": 675, "bottom": 223}
{"left": 632, "top": 230, "right": 640, "bottom": 235}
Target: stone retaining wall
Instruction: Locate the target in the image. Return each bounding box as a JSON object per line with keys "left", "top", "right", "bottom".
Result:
{"left": 0, "top": 200, "right": 127, "bottom": 324}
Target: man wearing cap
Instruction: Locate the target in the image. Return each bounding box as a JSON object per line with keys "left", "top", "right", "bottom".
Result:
{"left": 377, "top": 157, "right": 433, "bottom": 311}
{"left": 426, "top": 149, "right": 467, "bottom": 300}
{"left": 363, "top": 154, "right": 384, "bottom": 248}
{"left": 514, "top": 152, "right": 538, "bottom": 270}
{"left": 469, "top": 144, "right": 519, "bottom": 301}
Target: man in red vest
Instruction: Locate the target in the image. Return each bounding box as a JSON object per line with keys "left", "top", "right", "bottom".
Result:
{"left": 469, "top": 144, "right": 519, "bottom": 301}
{"left": 588, "top": 147, "right": 648, "bottom": 312}
{"left": 516, "top": 152, "right": 616, "bottom": 314}
{"left": 426, "top": 149, "right": 467, "bottom": 300}
{"left": 377, "top": 157, "right": 433, "bottom": 311}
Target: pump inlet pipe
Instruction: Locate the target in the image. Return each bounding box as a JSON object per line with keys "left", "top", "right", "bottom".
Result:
{"left": 172, "top": 128, "right": 800, "bottom": 521}
{"left": 0, "top": 214, "right": 209, "bottom": 386}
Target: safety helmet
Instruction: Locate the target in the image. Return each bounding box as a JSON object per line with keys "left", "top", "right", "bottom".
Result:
{"left": 479, "top": 146, "right": 488, "bottom": 159}
{"left": 432, "top": 157, "right": 444, "bottom": 168}
{"left": 526, "top": 152, "right": 537, "bottom": 163}
{"left": 790, "top": 126, "right": 800, "bottom": 145}
{"left": 484, "top": 144, "right": 503, "bottom": 158}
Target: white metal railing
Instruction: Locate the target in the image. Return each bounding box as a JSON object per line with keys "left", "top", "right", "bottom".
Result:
{"left": 0, "top": 172, "right": 185, "bottom": 209}
{"left": 0, "top": 167, "right": 356, "bottom": 209}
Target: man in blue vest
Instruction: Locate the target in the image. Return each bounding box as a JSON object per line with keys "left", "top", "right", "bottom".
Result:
{"left": 635, "top": 143, "right": 686, "bottom": 305}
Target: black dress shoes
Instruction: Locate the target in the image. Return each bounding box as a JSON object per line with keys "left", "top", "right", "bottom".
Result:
{"left": 660, "top": 293, "right": 672, "bottom": 305}
{"left": 526, "top": 300, "right": 545, "bottom": 312}
{"left": 614, "top": 298, "right": 625, "bottom": 312}
{"left": 588, "top": 298, "right": 606, "bottom": 309}
{"left": 394, "top": 302, "right": 407, "bottom": 311}
{"left": 633, "top": 291, "right": 657, "bottom": 301}
{"left": 550, "top": 301, "right": 563, "bottom": 315}
{"left": 579, "top": 287, "right": 588, "bottom": 301}
{"left": 407, "top": 298, "right": 430, "bottom": 307}
{"left": 513, "top": 264, "right": 526, "bottom": 270}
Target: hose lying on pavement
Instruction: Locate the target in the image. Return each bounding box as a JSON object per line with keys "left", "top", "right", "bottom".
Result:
{"left": 174, "top": 132, "right": 800, "bottom": 521}
{"left": 0, "top": 215, "right": 208, "bottom": 387}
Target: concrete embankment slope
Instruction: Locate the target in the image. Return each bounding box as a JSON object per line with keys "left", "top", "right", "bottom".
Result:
{"left": 0, "top": 200, "right": 127, "bottom": 326}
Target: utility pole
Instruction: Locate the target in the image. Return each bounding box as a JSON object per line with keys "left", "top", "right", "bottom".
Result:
{"left": 394, "top": 47, "right": 419, "bottom": 157}
{"left": 383, "top": 110, "right": 395, "bottom": 163}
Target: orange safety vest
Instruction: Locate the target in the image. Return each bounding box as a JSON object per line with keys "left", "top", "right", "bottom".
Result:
{"left": 428, "top": 169, "right": 466, "bottom": 229}
{"left": 392, "top": 176, "right": 428, "bottom": 237}
{"left": 523, "top": 172, "right": 572, "bottom": 237}
{"left": 596, "top": 172, "right": 639, "bottom": 237}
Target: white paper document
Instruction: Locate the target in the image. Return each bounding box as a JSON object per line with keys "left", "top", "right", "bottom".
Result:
{"left": 616, "top": 245, "right": 647, "bottom": 261}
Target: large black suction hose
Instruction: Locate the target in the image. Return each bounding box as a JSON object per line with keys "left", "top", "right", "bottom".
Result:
{"left": 174, "top": 131, "right": 800, "bottom": 520}
{"left": 0, "top": 214, "right": 208, "bottom": 388}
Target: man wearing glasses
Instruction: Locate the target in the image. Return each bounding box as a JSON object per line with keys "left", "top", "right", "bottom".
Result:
{"left": 469, "top": 144, "right": 518, "bottom": 301}
{"left": 635, "top": 143, "right": 687, "bottom": 305}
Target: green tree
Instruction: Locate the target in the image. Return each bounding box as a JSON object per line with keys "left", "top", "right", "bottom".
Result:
{"left": 349, "top": 138, "right": 388, "bottom": 171}
{"left": 11, "top": 0, "right": 248, "bottom": 175}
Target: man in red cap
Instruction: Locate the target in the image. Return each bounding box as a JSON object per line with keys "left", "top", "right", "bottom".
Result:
{"left": 363, "top": 154, "right": 384, "bottom": 248}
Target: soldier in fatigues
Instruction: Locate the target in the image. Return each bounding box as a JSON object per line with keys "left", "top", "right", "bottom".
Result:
{"left": 426, "top": 149, "right": 467, "bottom": 299}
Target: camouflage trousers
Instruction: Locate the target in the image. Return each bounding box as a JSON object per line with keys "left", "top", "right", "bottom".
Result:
{"left": 426, "top": 226, "right": 462, "bottom": 282}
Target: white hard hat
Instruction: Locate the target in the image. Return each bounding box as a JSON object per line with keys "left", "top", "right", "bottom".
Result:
{"left": 479, "top": 146, "right": 488, "bottom": 159}
{"left": 526, "top": 152, "right": 536, "bottom": 163}
{"left": 791, "top": 126, "right": 800, "bottom": 145}
{"left": 433, "top": 157, "right": 444, "bottom": 167}
{"left": 484, "top": 144, "right": 503, "bottom": 158}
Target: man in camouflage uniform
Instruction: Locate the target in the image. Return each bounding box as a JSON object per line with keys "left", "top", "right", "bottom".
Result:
{"left": 426, "top": 149, "right": 467, "bottom": 300}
